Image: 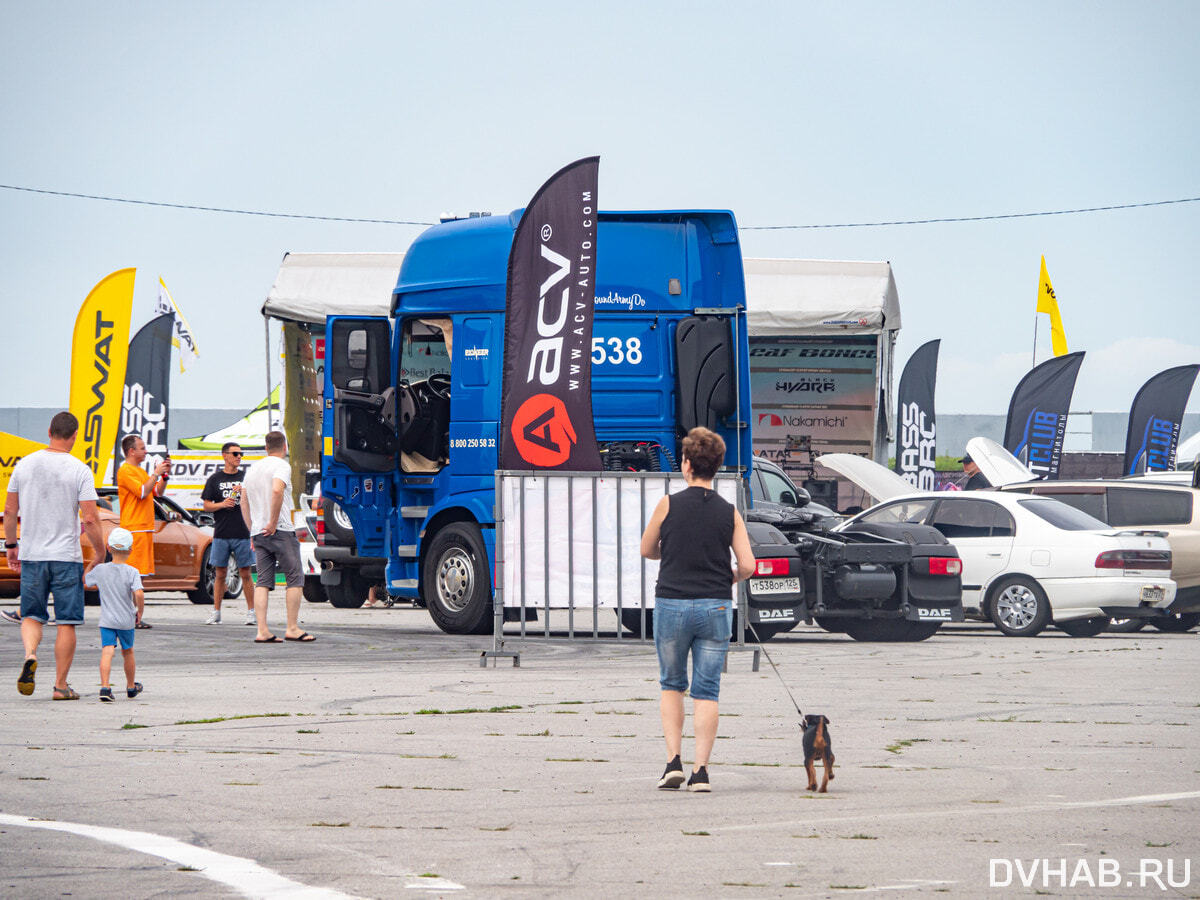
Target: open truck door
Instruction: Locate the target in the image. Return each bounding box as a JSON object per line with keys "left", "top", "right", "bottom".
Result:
{"left": 322, "top": 316, "right": 396, "bottom": 562}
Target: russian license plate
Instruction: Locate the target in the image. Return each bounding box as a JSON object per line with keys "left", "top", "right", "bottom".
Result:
{"left": 749, "top": 576, "right": 801, "bottom": 595}
{"left": 1140, "top": 585, "right": 1166, "bottom": 604}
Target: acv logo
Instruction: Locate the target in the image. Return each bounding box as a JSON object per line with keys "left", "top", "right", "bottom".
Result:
{"left": 511, "top": 393, "right": 578, "bottom": 467}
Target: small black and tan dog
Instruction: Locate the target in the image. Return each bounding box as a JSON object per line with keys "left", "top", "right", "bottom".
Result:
{"left": 802, "top": 714, "right": 835, "bottom": 792}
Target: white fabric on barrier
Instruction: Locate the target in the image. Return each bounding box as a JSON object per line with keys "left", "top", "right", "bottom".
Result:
{"left": 743, "top": 258, "right": 901, "bottom": 335}
{"left": 499, "top": 473, "right": 739, "bottom": 610}
{"left": 262, "top": 252, "right": 402, "bottom": 324}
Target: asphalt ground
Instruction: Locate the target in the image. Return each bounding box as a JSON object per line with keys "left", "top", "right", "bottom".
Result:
{"left": 1, "top": 593, "right": 1197, "bottom": 899}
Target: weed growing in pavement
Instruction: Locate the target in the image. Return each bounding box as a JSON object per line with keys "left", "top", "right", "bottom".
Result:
{"left": 178, "top": 866, "right": 200, "bottom": 871}
{"left": 682, "top": 831, "right": 710, "bottom": 836}
{"left": 296, "top": 729, "right": 319, "bottom": 734}
{"left": 396, "top": 753, "right": 456, "bottom": 759}
{"left": 722, "top": 883, "right": 765, "bottom": 887}
{"left": 884, "top": 738, "right": 929, "bottom": 754}
{"left": 971, "top": 799, "right": 1001, "bottom": 804}
{"left": 412, "top": 786, "right": 465, "bottom": 791}
{"left": 842, "top": 834, "right": 877, "bottom": 840}
{"left": 830, "top": 886, "right": 867, "bottom": 891}
{"left": 1146, "top": 841, "right": 1173, "bottom": 847}
{"left": 225, "top": 781, "right": 258, "bottom": 786}
{"left": 174, "top": 713, "right": 290, "bottom": 725}
{"left": 519, "top": 729, "right": 551, "bottom": 737}
{"left": 376, "top": 785, "right": 404, "bottom": 790}
{"left": 479, "top": 825, "right": 511, "bottom": 831}
{"left": 121, "top": 723, "right": 147, "bottom": 730}
{"left": 18, "top": 776, "right": 48, "bottom": 781}
{"left": 415, "top": 705, "right": 521, "bottom": 715}
{"left": 310, "top": 822, "right": 350, "bottom": 827}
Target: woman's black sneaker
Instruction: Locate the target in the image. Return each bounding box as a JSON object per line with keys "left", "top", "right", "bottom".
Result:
{"left": 687, "top": 767, "right": 711, "bottom": 792}
{"left": 657, "top": 755, "right": 685, "bottom": 789}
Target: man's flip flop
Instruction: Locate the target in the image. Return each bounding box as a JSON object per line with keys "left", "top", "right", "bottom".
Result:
{"left": 17, "top": 658, "right": 37, "bottom": 695}
{"left": 284, "top": 632, "right": 316, "bottom": 642}
{"left": 254, "top": 635, "right": 282, "bottom": 643}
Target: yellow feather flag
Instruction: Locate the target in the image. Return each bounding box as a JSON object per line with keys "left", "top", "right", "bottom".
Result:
{"left": 1036, "top": 256, "right": 1069, "bottom": 356}
{"left": 0, "top": 431, "right": 47, "bottom": 503}
{"left": 69, "top": 268, "right": 135, "bottom": 484}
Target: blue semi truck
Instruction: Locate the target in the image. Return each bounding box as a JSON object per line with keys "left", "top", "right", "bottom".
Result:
{"left": 319, "top": 209, "right": 756, "bottom": 634}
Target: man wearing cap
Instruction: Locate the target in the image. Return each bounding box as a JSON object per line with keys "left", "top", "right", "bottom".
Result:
{"left": 117, "top": 435, "right": 170, "bottom": 629}
{"left": 961, "top": 454, "right": 991, "bottom": 490}
{"left": 5, "top": 411, "right": 106, "bottom": 700}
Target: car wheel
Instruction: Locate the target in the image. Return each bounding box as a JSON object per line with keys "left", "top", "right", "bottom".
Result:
{"left": 1106, "top": 618, "right": 1146, "bottom": 633}
{"left": 1150, "top": 612, "right": 1200, "bottom": 633}
{"left": 990, "top": 577, "right": 1050, "bottom": 637}
{"left": 618, "top": 609, "right": 654, "bottom": 638}
{"left": 1056, "top": 616, "right": 1110, "bottom": 637}
{"left": 424, "top": 522, "right": 492, "bottom": 635}
{"left": 326, "top": 568, "right": 368, "bottom": 608}
{"left": 843, "top": 619, "right": 940, "bottom": 642}
{"left": 303, "top": 577, "right": 328, "bottom": 603}
{"left": 189, "top": 547, "right": 215, "bottom": 605}
{"left": 324, "top": 501, "right": 356, "bottom": 546}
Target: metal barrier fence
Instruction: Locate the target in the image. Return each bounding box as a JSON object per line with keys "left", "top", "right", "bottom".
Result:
{"left": 485, "top": 470, "right": 747, "bottom": 666}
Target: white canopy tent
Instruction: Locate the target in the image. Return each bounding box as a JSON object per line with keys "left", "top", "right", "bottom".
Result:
{"left": 262, "top": 252, "right": 402, "bottom": 325}
{"left": 743, "top": 258, "right": 901, "bottom": 336}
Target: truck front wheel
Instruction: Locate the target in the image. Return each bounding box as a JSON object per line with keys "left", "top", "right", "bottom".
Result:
{"left": 424, "top": 523, "right": 492, "bottom": 635}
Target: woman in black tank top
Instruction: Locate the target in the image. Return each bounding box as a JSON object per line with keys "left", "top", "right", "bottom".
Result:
{"left": 640, "top": 428, "right": 756, "bottom": 792}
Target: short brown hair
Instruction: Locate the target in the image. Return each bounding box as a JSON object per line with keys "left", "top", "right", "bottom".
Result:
{"left": 681, "top": 427, "right": 726, "bottom": 480}
{"left": 49, "top": 411, "right": 79, "bottom": 440}
{"left": 121, "top": 434, "right": 141, "bottom": 455}
{"left": 265, "top": 431, "right": 287, "bottom": 453}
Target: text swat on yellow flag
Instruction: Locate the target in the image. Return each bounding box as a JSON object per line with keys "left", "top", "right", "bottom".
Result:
{"left": 1036, "top": 255, "right": 1069, "bottom": 356}
{"left": 0, "top": 431, "right": 47, "bottom": 503}
{"left": 69, "top": 268, "right": 134, "bottom": 485}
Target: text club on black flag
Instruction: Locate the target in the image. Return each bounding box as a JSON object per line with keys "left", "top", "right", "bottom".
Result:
{"left": 499, "top": 157, "right": 603, "bottom": 471}
{"left": 115, "top": 313, "right": 174, "bottom": 481}
{"left": 1123, "top": 364, "right": 1199, "bottom": 474}
{"left": 1003, "top": 351, "right": 1085, "bottom": 480}
{"left": 895, "top": 338, "right": 940, "bottom": 489}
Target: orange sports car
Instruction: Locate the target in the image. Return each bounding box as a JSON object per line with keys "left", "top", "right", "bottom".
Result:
{"left": 0, "top": 488, "right": 241, "bottom": 604}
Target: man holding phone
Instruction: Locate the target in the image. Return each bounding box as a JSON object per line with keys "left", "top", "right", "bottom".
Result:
{"left": 117, "top": 435, "right": 170, "bottom": 629}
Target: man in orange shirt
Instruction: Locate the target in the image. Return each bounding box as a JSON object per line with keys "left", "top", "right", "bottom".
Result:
{"left": 117, "top": 435, "right": 170, "bottom": 628}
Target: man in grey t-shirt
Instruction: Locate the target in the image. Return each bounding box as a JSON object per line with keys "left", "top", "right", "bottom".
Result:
{"left": 5, "top": 412, "right": 106, "bottom": 700}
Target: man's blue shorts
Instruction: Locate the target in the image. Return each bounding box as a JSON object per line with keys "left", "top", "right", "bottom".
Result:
{"left": 211, "top": 537, "right": 253, "bottom": 570}
{"left": 100, "top": 627, "right": 135, "bottom": 650}
{"left": 20, "top": 560, "right": 85, "bottom": 625}
{"left": 653, "top": 596, "right": 733, "bottom": 702}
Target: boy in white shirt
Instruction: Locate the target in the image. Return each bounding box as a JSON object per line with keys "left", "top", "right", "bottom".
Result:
{"left": 84, "top": 528, "right": 145, "bottom": 701}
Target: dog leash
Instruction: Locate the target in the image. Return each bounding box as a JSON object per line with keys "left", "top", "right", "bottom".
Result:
{"left": 744, "top": 619, "right": 804, "bottom": 719}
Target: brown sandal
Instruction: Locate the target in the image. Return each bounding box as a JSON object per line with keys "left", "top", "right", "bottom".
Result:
{"left": 52, "top": 685, "right": 80, "bottom": 700}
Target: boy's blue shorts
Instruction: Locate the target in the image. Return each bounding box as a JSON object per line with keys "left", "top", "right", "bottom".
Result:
{"left": 100, "top": 627, "right": 135, "bottom": 650}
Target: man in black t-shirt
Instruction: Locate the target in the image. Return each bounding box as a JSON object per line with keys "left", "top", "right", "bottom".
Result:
{"left": 961, "top": 454, "right": 992, "bottom": 491}
{"left": 200, "top": 443, "right": 256, "bottom": 625}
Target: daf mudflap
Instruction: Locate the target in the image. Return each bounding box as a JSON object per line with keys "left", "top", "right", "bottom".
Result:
{"left": 745, "top": 511, "right": 964, "bottom": 641}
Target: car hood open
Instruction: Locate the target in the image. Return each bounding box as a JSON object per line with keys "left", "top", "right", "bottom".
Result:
{"left": 816, "top": 453, "right": 923, "bottom": 502}
{"left": 965, "top": 436, "right": 1037, "bottom": 487}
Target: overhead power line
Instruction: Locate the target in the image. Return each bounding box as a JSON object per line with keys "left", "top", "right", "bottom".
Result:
{"left": 2, "top": 182, "right": 1198, "bottom": 230}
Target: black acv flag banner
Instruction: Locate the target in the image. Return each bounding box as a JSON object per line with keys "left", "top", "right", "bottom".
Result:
{"left": 499, "top": 157, "right": 603, "bottom": 471}
{"left": 894, "top": 339, "right": 940, "bottom": 489}
{"left": 1123, "top": 364, "right": 1199, "bottom": 474}
{"left": 115, "top": 313, "right": 173, "bottom": 480}
{"left": 1003, "top": 351, "right": 1085, "bottom": 479}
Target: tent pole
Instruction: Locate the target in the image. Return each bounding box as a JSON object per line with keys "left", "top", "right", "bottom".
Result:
{"left": 264, "top": 317, "right": 273, "bottom": 425}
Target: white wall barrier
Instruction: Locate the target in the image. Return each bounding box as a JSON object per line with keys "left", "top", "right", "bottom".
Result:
{"left": 492, "top": 471, "right": 744, "bottom": 657}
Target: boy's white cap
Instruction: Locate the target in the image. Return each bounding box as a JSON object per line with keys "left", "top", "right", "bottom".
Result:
{"left": 108, "top": 528, "right": 134, "bottom": 552}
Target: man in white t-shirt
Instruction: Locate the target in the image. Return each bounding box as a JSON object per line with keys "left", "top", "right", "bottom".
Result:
{"left": 5, "top": 412, "right": 107, "bottom": 700}
{"left": 241, "top": 431, "right": 313, "bottom": 643}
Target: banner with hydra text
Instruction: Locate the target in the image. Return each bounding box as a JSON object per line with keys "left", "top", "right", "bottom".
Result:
{"left": 1003, "top": 351, "right": 1085, "bottom": 479}
{"left": 894, "top": 339, "right": 940, "bottom": 489}
{"left": 69, "top": 268, "right": 134, "bottom": 484}
{"left": 1123, "top": 364, "right": 1200, "bottom": 474}
{"left": 115, "top": 313, "right": 173, "bottom": 480}
{"left": 499, "top": 157, "right": 603, "bottom": 471}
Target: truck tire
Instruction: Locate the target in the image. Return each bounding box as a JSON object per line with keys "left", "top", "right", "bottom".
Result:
{"left": 814, "top": 617, "right": 847, "bottom": 633}
{"left": 990, "top": 576, "right": 1050, "bottom": 637}
{"left": 303, "top": 577, "right": 328, "bottom": 603}
{"left": 843, "top": 619, "right": 941, "bottom": 642}
{"left": 618, "top": 609, "right": 654, "bottom": 638}
{"left": 424, "top": 522, "right": 492, "bottom": 635}
{"left": 324, "top": 501, "right": 356, "bottom": 546}
{"left": 327, "top": 568, "right": 368, "bottom": 609}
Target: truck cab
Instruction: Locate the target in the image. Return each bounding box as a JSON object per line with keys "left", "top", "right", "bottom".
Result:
{"left": 321, "top": 209, "right": 753, "bottom": 633}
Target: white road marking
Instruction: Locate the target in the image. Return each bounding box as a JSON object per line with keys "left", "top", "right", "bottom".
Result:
{"left": 0, "top": 813, "right": 468, "bottom": 898}
{"left": 718, "top": 789, "right": 1200, "bottom": 833}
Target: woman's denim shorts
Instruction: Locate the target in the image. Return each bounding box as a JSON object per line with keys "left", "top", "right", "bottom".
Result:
{"left": 653, "top": 596, "right": 733, "bottom": 702}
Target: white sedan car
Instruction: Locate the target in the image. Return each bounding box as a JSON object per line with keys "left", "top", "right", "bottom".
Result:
{"left": 818, "top": 454, "right": 1176, "bottom": 637}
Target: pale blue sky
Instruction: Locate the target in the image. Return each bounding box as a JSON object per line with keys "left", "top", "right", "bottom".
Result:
{"left": 2, "top": 1, "right": 1197, "bottom": 417}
